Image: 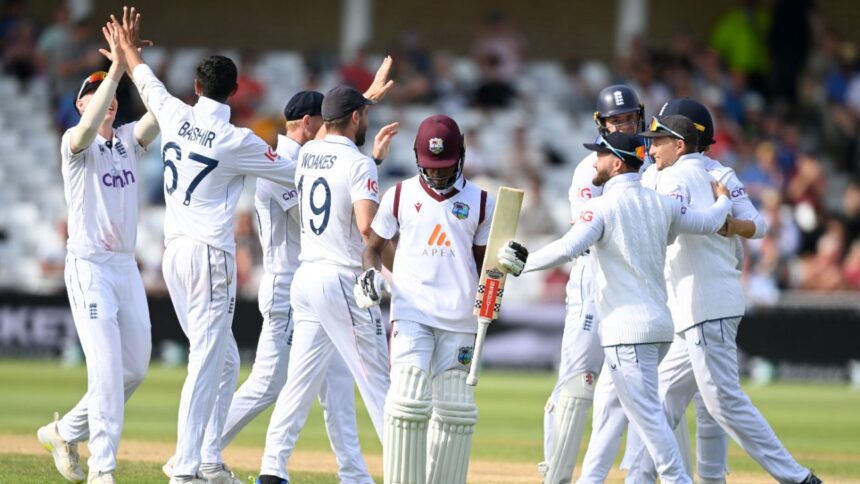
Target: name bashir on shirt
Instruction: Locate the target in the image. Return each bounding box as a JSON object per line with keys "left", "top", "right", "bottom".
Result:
{"left": 301, "top": 153, "right": 336, "bottom": 170}
{"left": 177, "top": 121, "right": 216, "bottom": 148}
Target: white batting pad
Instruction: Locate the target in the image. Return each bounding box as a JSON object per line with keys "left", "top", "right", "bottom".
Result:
{"left": 384, "top": 365, "right": 432, "bottom": 484}
{"left": 426, "top": 370, "right": 477, "bottom": 484}
{"left": 544, "top": 373, "right": 595, "bottom": 484}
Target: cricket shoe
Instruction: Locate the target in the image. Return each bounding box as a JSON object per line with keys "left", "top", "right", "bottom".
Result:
{"left": 201, "top": 464, "right": 244, "bottom": 484}
{"left": 162, "top": 455, "right": 176, "bottom": 478}
{"left": 801, "top": 472, "right": 823, "bottom": 484}
{"left": 256, "top": 476, "right": 288, "bottom": 484}
{"left": 168, "top": 476, "right": 207, "bottom": 484}
{"left": 37, "top": 411, "right": 85, "bottom": 482}
{"left": 88, "top": 471, "right": 116, "bottom": 483}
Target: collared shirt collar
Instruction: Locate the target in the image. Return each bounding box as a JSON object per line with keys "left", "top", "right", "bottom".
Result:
{"left": 324, "top": 134, "right": 358, "bottom": 150}
{"left": 276, "top": 134, "right": 302, "bottom": 160}
{"left": 675, "top": 152, "right": 705, "bottom": 167}
{"left": 194, "top": 96, "right": 231, "bottom": 121}
{"left": 603, "top": 172, "right": 641, "bottom": 193}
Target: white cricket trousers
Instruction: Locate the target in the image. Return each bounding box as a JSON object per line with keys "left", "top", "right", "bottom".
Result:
{"left": 603, "top": 343, "right": 691, "bottom": 484}
{"left": 59, "top": 254, "right": 151, "bottom": 473}
{"left": 163, "top": 238, "right": 239, "bottom": 477}
{"left": 213, "top": 272, "right": 372, "bottom": 483}
{"left": 628, "top": 317, "right": 810, "bottom": 484}
{"left": 261, "top": 262, "right": 390, "bottom": 479}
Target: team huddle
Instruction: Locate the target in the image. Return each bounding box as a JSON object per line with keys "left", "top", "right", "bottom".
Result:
{"left": 35, "top": 6, "right": 824, "bottom": 484}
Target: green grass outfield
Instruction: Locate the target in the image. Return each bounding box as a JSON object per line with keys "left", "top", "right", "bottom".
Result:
{"left": 1, "top": 360, "right": 859, "bottom": 482}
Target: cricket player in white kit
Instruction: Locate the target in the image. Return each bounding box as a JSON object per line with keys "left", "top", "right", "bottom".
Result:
{"left": 258, "top": 85, "right": 399, "bottom": 483}
{"left": 358, "top": 115, "right": 528, "bottom": 484}
{"left": 160, "top": 91, "right": 380, "bottom": 484}
{"left": 619, "top": 99, "right": 763, "bottom": 484}
{"left": 540, "top": 84, "right": 646, "bottom": 484}
{"left": 110, "top": 9, "right": 298, "bottom": 483}
{"left": 518, "top": 131, "right": 734, "bottom": 484}
{"left": 37, "top": 16, "right": 160, "bottom": 484}
{"left": 622, "top": 114, "right": 823, "bottom": 484}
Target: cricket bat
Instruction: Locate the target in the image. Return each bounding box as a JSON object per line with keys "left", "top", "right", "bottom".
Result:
{"left": 466, "top": 186, "right": 524, "bottom": 386}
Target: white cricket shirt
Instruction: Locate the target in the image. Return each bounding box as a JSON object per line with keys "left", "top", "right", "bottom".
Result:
{"left": 524, "top": 173, "right": 731, "bottom": 347}
{"left": 372, "top": 175, "right": 493, "bottom": 333}
{"left": 295, "top": 134, "right": 379, "bottom": 269}
{"left": 62, "top": 122, "right": 145, "bottom": 262}
{"left": 255, "top": 134, "right": 301, "bottom": 277}
{"left": 566, "top": 152, "right": 602, "bottom": 304}
{"left": 132, "top": 64, "right": 295, "bottom": 255}
{"left": 648, "top": 154, "right": 745, "bottom": 332}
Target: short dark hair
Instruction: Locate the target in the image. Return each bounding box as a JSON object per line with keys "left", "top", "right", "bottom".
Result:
{"left": 195, "top": 55, "right": 237, "bottom": 102}
{"left": 323, "top": 106, "right": 364, "bottom": 132}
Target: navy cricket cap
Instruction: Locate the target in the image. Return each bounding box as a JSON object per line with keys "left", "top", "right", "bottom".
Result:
{"left": 658, "top": 98, "right": 714, "bottom": 148}
{"left": 583, "top": 132, "right": 645, "bottom": 168}
{"left": 639, "top": 114, "right": 699, "bottom": 149}
{"left": 77, "top": 71, "right": 108, "bottom": 100}
{"left": 284, "top": 91, "right": 323, "bottom": 121}
{"left": 321, "top": 85, "right": 376, "bottom": 121}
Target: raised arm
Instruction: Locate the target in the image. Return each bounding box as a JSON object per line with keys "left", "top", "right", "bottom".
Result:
{"left": 315, "top": 56, "right": 395, "bottom": 140}
{"left": 524, "top": 206, "right": 604, "bottom": 273}
{"left": 68, "top": 24, "right": 126, "bottom": 154}
{"left": 133, "top": 111, "right": 160, "bottom": 148}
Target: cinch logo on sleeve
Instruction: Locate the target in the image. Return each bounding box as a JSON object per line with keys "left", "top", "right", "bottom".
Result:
{"left": 730, "top": 187, "right": 747, "bottom": 198}
{"left": 423, "top": 224, "right": 455, "bottom": 257}
{"left": 102, "top": 169, "right": 136, "bottom": 188}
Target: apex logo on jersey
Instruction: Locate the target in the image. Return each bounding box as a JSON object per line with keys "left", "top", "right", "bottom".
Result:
{"left": 579, "top": 210, "right": 594, "bottom": 222}
{"left": 451, "top": 201, "right": 470, "bottom": 220}
{"left": 102, "top": 169, "right": 136, "bottom": 188}
{"left": 424, "top": 224, "right": 455, "bottom": 257}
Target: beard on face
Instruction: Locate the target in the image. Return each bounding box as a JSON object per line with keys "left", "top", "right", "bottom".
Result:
{"left": 355, "top": 117, "right": 368, "bottom": 146}
{"left": 592, "top": 170, "right": 610, "bottom": 187}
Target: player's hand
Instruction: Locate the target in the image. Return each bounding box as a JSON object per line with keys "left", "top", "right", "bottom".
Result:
{"left": 354, "top": 268, "right": 388, "bottom": 309}
{"left": 497, "top": 240, "right": 528, "bottom": 277}
{"left": 110, "top": 6, "right": 153, "bottom": 53}
{"left": 98, "top": 20, "right": 125, "bottom": 67}
{"left": 363, "top": 55, "right": 394, "bottom": 101}
{"left": 372, "top": 122, "right": 399, "bottom": 163}
{"left": 711, "top": 180, "right": 729, "bottom": 199}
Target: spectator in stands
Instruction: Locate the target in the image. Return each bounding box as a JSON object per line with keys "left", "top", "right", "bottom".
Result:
{"left": 472, "top": 9, "right": 525, "bottom": 82}
{"left": 0, "top": 0, "right": 26, "bottom": 51}
{"left": 2, "top": 18, "right": 36, "bottom": 85}
{"left": 768, "top": 0, "right": 816, "bottom": 105}
{"left": 796, "top": 218, "right": 847, "bottom": 290}
{"left": 36, "top": 3, "right": 70, "bottom": 74}
{"left": 840, "top": 179, "right": 860, "bottom": 242}
{"left": 430, "top": 50, "right": 467, "bottom": 113}
{"left": 339, "top": 45, "right": 374, "bottom": 93}
{"left": 843, "top": 239, "right": 860, "bottom": 290}
{"left": 227, "top": 51, "right": 265, "bottom": 128}
{"left": 51, "top": 18, "right": 104, "bottom": 130}
{"left": 710, "top": 0, "right": 771, "bottom": 92}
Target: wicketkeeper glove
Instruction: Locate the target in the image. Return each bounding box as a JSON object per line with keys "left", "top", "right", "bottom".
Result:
{"left": 497, "top": 240, "right": 528, "bottom": 277}
{"left": 354, "top": 268, "right": 388, "bottom": 309}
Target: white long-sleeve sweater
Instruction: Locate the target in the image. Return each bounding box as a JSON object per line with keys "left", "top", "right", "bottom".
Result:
{"left": 524, "top": 172, "right": 731, "bottom": 347}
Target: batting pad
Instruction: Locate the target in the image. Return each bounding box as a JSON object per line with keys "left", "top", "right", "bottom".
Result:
{"left": 544, "top": 373, "right": 595, "bottom": 484}
{"left": 384, "top": 365, "right": 432, "bottom": 484}
{"left": 427, "top": 370, "right": 477, "bottom": 484}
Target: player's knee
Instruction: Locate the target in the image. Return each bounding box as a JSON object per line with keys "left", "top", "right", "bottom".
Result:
{"left": 559, "top": 372, "right": 596, "bottom": 401}
{"left": 431, "top": 370, "right": 477, "bottom": 429}
{"left": 385, "top": 365, "right": 432, "bottom": 422}
{"left": 124, "top": 362, "right": 148, "bottom": 390}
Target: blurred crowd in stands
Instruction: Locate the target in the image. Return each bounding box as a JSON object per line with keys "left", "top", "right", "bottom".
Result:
{"left": 1, "top": 0, "right": 859, "bottom": 304}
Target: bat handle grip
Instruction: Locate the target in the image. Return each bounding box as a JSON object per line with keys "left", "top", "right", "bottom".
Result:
{"left": 466, "top": 317, "right": 492, "bottom": 386}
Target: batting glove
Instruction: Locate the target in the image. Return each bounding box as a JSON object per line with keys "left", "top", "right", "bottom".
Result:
{"left": 354, "top": 268, "right": 388, "bottom": 309}
{"left": 497, "top": 240, "right": 528, "bottom": 277}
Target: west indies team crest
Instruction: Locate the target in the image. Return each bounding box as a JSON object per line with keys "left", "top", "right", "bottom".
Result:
{"left": 452, "top": 201, "right": 470, "bottom": 220}
{"left": 457, "top": 346, "right": 474, "bottom": 365}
